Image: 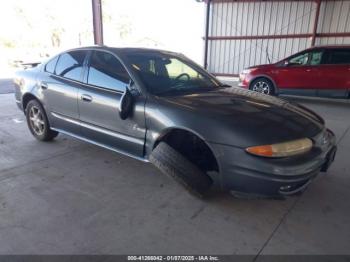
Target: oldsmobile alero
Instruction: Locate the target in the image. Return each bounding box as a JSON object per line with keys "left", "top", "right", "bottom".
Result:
{"left": 14, "top": 46, "right": 337, "bottom": 198}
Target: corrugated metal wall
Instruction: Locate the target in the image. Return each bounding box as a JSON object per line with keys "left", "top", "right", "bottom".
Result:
{"left": 316, "top": 0, "right": 350, "bottom": 44}
{"left": 207, "top": 0, "right": 350, "bottom": 76}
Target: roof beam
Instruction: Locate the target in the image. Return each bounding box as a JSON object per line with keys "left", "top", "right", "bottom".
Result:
{"left": 92, "top": 0, "right": 104, "bottom": 45}
{"left": 311, "top": 0, "right": 321, "bottom": 46}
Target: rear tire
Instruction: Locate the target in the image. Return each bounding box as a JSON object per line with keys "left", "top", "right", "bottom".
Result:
{"left": 250, "top": 77, "right": 275, "bottom": 95}
{"left": 25, "top": 99, "right": 58, "bottom": 141}
{"left": 150, "top": 142, "right": 213, "bottom": 198}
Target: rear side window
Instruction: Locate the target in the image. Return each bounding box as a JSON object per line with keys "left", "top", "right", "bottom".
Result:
{"left": 45, "top": 56, "right": 59, "bottom": 74}
{"left": 55, "top": 51, "right": 86, "bottom": 81}
{"left": 87, "top": 51, "right": 130, "bottom": 91}
{"left": 326, "top": 49, "right": 350, "bottom": 65}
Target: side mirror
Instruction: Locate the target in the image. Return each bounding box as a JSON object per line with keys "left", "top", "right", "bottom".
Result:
{"left": 284, "top": 60, "right": 301, "bottom": 67}
{"left": 283, "top": 60, "right": 289, "bottom": 66}
{"left": 119, "top": 87, "right": 134, "bottom": 120}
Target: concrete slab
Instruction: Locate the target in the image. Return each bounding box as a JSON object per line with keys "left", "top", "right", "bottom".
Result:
{"left": 261, "top": 162, "right": 350, "bottom": 254}
{"left": 258, "top": 96, "right": 350, "bottom": 255}
{"left": 0, "top": 79, "right": 15, "bottom": 94}
{"left": 0, "top": 93, "right": 349, "bottom": 255}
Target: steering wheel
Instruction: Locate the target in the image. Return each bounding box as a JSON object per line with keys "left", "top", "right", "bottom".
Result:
{"left": 174, "top": 73, "right": 190, "bottom": 82}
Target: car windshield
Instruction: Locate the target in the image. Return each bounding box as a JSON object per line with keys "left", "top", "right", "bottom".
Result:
{"left": 126, "top": 52, "right": 227, "bottom": 95}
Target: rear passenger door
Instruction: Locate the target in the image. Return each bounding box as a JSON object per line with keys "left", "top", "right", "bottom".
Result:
{"left": 41, "top": 50, "right": 87, "bottom": 134}
{"left": 78, "top": 50, "right": 146, "bottom": 157}
{"left": 317, "top": 48, "right": 350, "bottom": 97}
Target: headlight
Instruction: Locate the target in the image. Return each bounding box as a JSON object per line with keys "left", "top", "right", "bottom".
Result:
{"left": 246, "top": 138, "right": 313, "bottom": 158}
{"left": 241, "top": 69, "right": 252, "bottom": 74}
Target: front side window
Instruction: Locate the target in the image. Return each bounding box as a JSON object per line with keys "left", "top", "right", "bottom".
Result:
{"left": 288, "top": 52, "right": 309, "bottom": 66}
{"left": 126, "top": 52, "right": 222, "bottom": 95}
{"left": 327, "top": 49, "right": 350, "bottom": 65}
{"left": 87, "top": 51, "right": 130, "bottom": 92}
{"left": 309, "top": 51, "right": 323, "bottom": 65}
{"left": 55, "top": 51, "right": 86, "bottom": 81}
{"left": 165, "top": 58, "right": 200, "bottom": 78}
{"left": 45, "top": 56, "right": 59, "bottom": 74}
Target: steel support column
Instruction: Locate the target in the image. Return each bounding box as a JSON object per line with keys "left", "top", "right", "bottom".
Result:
{"left": 204, "top": 0, "right": 211, "bottom": 69}
{"left": 92, "top": 0, "right": 104, "bottom": 45}
{"left": 311, "top": 0, "right": 321, "bottom": 46}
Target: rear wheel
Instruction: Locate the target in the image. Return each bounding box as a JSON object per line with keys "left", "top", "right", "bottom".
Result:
{"left": 250, "top": 78, "right": 275, "bottom": 95}
{"left": 150, "top": 142, "right": 213, "bottom": 198}
{"left": 25, "top": 99, "right": 58, "bottom": 141}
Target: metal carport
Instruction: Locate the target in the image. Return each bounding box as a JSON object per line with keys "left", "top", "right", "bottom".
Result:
{"left": 202, "top": 0, "right": 350, "bottom": 76}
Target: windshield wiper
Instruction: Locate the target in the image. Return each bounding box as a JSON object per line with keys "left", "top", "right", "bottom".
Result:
{"left": 155, "top": 86, "right": 215, "bottom": 96}
{"left": 155, "top": 87, "right": 184, "bottom": 95}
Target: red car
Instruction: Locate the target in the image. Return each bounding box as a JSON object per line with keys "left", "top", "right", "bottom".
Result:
{"left": 239, "top": 45, "right": 350, "bottom": 98}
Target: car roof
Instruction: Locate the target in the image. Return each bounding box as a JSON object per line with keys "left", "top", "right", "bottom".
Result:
{"left": 277, "top": 44, "right": 350, "bottom": 62}
{"left": 69, "top": 45, "right": 181, "bottom": 56}
{"left": 306, "top": 45, "right": 350, "bottom": 50}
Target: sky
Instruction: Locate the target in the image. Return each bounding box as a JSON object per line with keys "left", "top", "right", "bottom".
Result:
{"left": 103, "top": 0, "right": 205, "bottom": 63}
{"left": 0, "top": 0, "right": 206, "bottom": 65}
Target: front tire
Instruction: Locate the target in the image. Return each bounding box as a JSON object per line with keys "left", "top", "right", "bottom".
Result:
{"left": 25, "top": 99, "right": 58, "bottom": 141}
{"left": 150, "top": 142, "right": 213, "bottom": 198}
{"left": 250, "top": 77, "right": 275, "bottom": 95}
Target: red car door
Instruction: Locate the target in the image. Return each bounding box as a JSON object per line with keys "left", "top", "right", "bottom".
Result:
{"left": 316, "top": 48, "right": 350, "bottom": 97}
{"left": 273, "top": 50, "right": 321, "bottom": 94}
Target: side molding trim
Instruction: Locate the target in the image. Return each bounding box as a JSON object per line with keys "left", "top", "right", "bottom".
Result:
{"left": 51, "top": 112, "right": 144, "bottom": 146}
{"left": 50, "top": 127, "right": 149, "bottom": 163}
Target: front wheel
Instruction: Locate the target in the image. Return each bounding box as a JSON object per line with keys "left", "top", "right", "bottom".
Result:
{"left": 250, "top": 78, "right": 275, "bottom": 95}
{"left": 150, "top": 142, "right": 213, "bottom": 198}
{"left": 25, "top": 99, "right": 58, "bottom": 141}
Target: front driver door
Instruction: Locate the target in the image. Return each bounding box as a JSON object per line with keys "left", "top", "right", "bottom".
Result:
{"left": 78, "top": 50, "right": 146, "bottom": 158}
{"left": 274, "top": 51, "right": 319, "bottom": 95}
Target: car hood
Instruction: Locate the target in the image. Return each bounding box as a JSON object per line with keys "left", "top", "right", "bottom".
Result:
{"left": 160, "top": 87, "right": 324, "bottom": 147}
{"left": 248, "top": 63, "right": 276, "bottom": 70}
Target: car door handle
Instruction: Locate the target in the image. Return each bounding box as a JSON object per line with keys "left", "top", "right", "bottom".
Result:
{"left": 81, "top": 94, "right": 92, "bottom": 102}
{"left": 40, "top": 82, "right": 48, "bottom": 89}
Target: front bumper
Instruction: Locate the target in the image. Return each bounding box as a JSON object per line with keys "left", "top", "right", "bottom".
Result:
{"left": 209, "top": 129, "right": 336, "bottom": 196}
{"left": 238, "top": 74, "right": 249, "bottom": 88}
{"left": 15, "top": 99, "right": 23, "bottom": 111}
{"left": 238, "top": 83, "right": 248, "bottom": 88}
